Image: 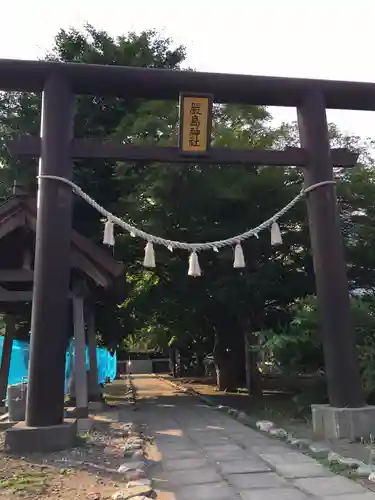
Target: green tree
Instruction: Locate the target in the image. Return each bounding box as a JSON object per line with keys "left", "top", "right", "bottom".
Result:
{"left": 0, "top": 25, "right": 186, "bottom": 346}
{"left": 1, "top": 25, "right": 374, "bottom": 397}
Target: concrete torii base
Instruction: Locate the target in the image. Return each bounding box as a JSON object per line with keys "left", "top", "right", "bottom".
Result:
{"left": 4, "top": 419, "right": 77, "bottom": 453}
{"left": 312, "top": 404, "right": 375, "bottom": 440}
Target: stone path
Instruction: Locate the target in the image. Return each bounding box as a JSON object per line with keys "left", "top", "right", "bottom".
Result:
{"left": 134, "top": 374, "right": 375, "bottom": 500}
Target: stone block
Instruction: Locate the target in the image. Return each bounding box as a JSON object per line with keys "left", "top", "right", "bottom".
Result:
{"left": 293, "top": 476, "right": 368, "bottom": 496}
{"left": 226, "top": 471, "right": 288, "bottom": 489}
{"left": 260, "top": 452, "right": 317, "bottom": 467}
{"left": 4, "top": 419, "right": 77, "bottom": 452}
{"left": 77, "top": 418, "right": 92, "bottom": 434}
{"left": 319, "top": 494, "right": 375, "bottom": 500}
{"left": 168, "top": 467, "right": 222, "bottom": 486}
{"left": 274, "top": 462, "right": 333, "bottom": 478}
{"left": 312, "top": 404, "right": 375, "bottom": 440}
{"left": 217, "top": 459, "right": 271, "bottom": 474}
{"left": 203, "top": 443, "right": 244, "bottom": 458}
{"left": 88, "top": 401, "right": 104, "bottom": 411}
{"left": 176, "top": 482, "right": 236, "bottom": 500}
{"left": 162, "top": 457, "right": 209, "bottom": 471}
{"left": 240, "top": 489, "right": 310, "bottom": 500}
{"left": 159, "top": 448, "right": 201, "bottom": 459}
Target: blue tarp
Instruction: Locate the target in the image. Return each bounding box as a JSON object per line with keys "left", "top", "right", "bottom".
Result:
{"left": 0, "top": 336, "right": 116, "bottom": 394}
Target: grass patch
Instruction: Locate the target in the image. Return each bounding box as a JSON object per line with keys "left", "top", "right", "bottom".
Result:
{"left": 318, "top": 457, "right": 359, "bottom": 478}
{"left": 0, "top": 471, "right": 49, "bottom": 492}
{"left": 74, "top": 432, "right": 90, "bottom": 447}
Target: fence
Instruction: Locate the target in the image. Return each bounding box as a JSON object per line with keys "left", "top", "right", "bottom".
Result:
{"left": 0, "top": 336, "right": 116, "bottom": 394}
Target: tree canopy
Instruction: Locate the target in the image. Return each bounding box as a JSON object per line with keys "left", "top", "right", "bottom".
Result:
{"left": 1, "top": 25, "right": 375, "bottom": 396}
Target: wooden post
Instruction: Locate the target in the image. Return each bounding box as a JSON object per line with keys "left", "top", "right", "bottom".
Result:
{"left": 86, "top": 307, "right": 101, "bottom": 402}
{"left": 72, "top": 289, "right": 88, "bottom": 417}
{"left": 26, "top": 74, "right": 74, "bottom": 427}
{"left": 0, "top": 315, "right": 15, "bottom": 407}
{"left": 297, "top": 90, "right": 364, "bottom": 408}
{"left": 244, "top": 329, "right": 251, "bottom": 396}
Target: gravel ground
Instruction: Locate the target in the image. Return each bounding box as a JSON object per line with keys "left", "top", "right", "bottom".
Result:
{"left": 0, "top": 406, "right": 134, "bottom": 499}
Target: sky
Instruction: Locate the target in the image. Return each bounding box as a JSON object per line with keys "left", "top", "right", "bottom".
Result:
{"left": 2, "top": 0, "right": 375, "bottom": 140}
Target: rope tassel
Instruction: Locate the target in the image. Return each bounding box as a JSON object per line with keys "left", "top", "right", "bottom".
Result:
{"left": 103, "top": 219, "right": 115, "bottom": 246}
{"left": 271, "top": 221, "right": 283, "bottom": 245}
{"left": 143, "top": 241, "right": 156, "bottom": 268}
{"left": 233, "top": 243, "right": 246, "bottom": 268}
{"left": 188, "top": 251, "right": 201, "bottom": 277}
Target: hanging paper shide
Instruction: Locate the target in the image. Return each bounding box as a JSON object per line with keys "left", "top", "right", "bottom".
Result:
{"left": 103, "top": 219, "right": 115, "bottom": 246}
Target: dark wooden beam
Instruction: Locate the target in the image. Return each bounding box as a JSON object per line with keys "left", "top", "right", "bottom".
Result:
{"left": 0, "top": 211, "right": 26, "bottom": 239}
{"left": 0, "top": 289, "right": 74, "bottom": 302}
{"left": 0, "top": 58, "right": 374, "bottom": 110}
{"left": 0, "top": 270, "right": 34, "bottom": 282}
{"left": 0, "top": 290, "right": 32, "bottom": 302}
{"left": 5, "top": 137, "right": 359, "bottom": 167}
{"left": 71, "top": 250, "right": 111, "bottom": 289}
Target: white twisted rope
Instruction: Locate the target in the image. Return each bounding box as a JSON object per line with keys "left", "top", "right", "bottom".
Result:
{"left": 37, "top": 175, "right": 335, "bottom": 252}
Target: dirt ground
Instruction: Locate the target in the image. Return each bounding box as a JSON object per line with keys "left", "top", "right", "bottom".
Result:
{"left": 0, "top": 383, "right": 135, "bottom": 500}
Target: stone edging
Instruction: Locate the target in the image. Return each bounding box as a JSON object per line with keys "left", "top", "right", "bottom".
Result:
{"left": 156, "top": 374, "right": 375, "bottom": 481}
{"left": 110, "top": 374, "right": 156, "bottom": 500}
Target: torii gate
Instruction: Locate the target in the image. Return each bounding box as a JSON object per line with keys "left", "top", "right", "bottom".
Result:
{"left": 1, "top": 59, "right": 372, "bottom": 449}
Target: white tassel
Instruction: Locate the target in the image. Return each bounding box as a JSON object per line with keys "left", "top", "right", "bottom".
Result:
{"left": 271, "top": 221, "right": 283, "bottom": 245}
{"left": 103, "top": 219, "right": 115, "bottom": 246}
{"left": 143, "top": 241, "right": 156, "bottom": 268}
{"left": 233, "top": 243, "right": 246, "bottom": 268}
{"left": 188, "top": 251, "right": 201, "bottom": 277}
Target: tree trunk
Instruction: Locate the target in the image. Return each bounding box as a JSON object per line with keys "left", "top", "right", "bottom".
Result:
{"left": 213, "top": 334, "right": 236, "bottom": 391}
{"left": 244, "top": 319, "right": 262, "bottom": 397}
{"left": 0, "top": 315, "right": 15, "bottom": 407}
{"left": 196, "top": 353, "right": 204, "bottom": 376}
{"left": 169, "top": 346, "right": 177, "bottom": 377}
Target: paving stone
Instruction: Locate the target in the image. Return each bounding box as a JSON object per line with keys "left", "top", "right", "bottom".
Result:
{"left": 189, "top": 433, "right": 232, "bottom": 445}
{"left": 260, "top": 452, "right": 317, "bottom": 467}
{"left": 205, "top": 448, "right": 251, "bottom": 461}
{"left": 167, "top": 467, "right": 223, "bottom": 486}
{"left": 240, "top": 488, "right": 310, "bottom": 500}
{"left": 203, "top": 444, "right": 244, "bottom": 457}
{"left": 159, "top": 448, "right": 201, "bottom": 459}
{"left": 157, "top": 443, "right": 195, "bottom": 455}
{"left": 176, "top": 482, "right": 236, "bottom": 500}
{"left": 246, "top": 445, "right": 289, "bottom": 454}
{"left": 319, "top": 494, "right": 375, "bottom": 500}
{"left": 226, "top": 471, "right": 288, "bottom": 489}
{"left": 274, "top": 462, "right": 333, "bottom": 478}
{"left": 217, "top": 459, "right": 271, "bottom": 474}
{"left": 162, "top": 457, "right": 209, "bottom": 471}
{"left": 293, "top": 476, "right": 368, "bottom": 496}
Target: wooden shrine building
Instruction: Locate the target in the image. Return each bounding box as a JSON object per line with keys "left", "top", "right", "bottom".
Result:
{"left": 0, "top": 184, "right": 124, "bottom": 416}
